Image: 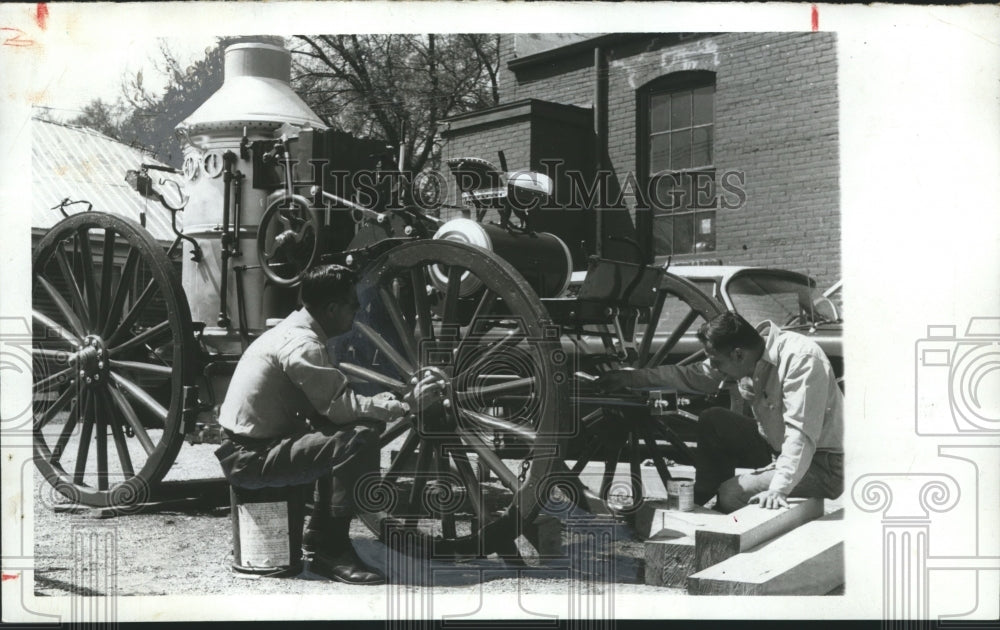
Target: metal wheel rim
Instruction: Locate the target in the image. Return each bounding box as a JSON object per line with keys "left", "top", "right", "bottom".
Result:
{"left": 352, "top": 239, "right": 567, "bottom": 558}
{"left": 31, "top": 212, "right": 195, "bottom": 509}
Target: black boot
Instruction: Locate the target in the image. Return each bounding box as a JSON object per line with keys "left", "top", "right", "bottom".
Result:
{"left": 303, "top": 516, "right": 386, "bottom": 585}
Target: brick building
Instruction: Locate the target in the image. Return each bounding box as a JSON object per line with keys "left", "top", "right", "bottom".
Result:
{"left": 441, "top": 33, "right": 840, "bottom": 289}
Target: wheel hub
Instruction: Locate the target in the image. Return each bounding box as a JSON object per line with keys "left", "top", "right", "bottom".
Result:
{"left": 76, "top": 335, "right": 109, "bottom": 386}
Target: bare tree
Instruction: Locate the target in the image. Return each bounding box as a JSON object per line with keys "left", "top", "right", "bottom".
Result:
{"left": 290, "top": 34, "right": 501, "bottom": 172}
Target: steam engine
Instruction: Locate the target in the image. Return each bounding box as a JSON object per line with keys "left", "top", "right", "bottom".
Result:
{"left": 173, "top": 39, "right": 574, "bottom": 422}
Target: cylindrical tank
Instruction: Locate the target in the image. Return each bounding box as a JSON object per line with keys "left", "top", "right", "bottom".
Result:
{"left": 430, "top": 218, "right": 573, "bottom": 299}
{"left": 175, "top": 38, "right": 327, "bottom": 353}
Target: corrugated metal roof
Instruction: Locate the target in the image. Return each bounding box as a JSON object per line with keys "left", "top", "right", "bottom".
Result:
{"left": 32, "top": 118, "right": 185, "bottom": 243}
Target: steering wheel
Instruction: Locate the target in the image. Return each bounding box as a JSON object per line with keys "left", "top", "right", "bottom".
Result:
{"left": 257, "top": 193, "right": 320, "bottom": 288}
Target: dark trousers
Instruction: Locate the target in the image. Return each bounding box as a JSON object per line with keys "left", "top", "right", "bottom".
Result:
{"left": 695, "top": 407, "right": 844, "bottom": 513}
{"left": 215, "top": 422, "right": 380, "bottom": 518}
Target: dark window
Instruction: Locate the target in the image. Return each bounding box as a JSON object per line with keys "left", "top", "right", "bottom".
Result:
{"left": 641, "top": 72, "right": 716, "bottom": 256}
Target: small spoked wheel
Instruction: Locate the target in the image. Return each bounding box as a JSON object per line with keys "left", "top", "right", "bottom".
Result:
{"left": 32, "top": 212, "right": 195, "bottom": 510}
{"left": 350, "top": 240, "right": 567, "bottom": 558}
{"left": 560, "top": 272, "right": 723, "bottom": 514}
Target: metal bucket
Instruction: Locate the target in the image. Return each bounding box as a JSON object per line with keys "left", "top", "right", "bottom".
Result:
{"left": 666, "top": 478, "right": 695, "bottom": 512}
{"left": 230, "top": 484, "right": 308, "bottom": 576}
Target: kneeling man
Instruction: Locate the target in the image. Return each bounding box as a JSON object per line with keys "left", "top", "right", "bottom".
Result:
{"left": 597, "top": 312, "right": 843, "bottom": 513}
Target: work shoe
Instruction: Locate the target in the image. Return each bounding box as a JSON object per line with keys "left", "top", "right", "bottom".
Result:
{"left": 306, "top": 543, "right": 387, "bottom": 585}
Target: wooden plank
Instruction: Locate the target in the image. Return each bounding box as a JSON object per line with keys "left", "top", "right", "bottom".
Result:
{"left": 643, "top": 507, "right": 735, "bottom": 587}
{"left": 688, "top": 509, "right": 844, "bottom": 595}
{"left": 694, "top": 497, "right": 824, "bottom": 571}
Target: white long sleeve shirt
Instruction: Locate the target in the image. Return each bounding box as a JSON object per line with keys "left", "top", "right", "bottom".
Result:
{"left": 625, "top": 322, "right": 844, "bottom": 494}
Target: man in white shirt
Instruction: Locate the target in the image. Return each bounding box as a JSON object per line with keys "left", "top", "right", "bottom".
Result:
{"left": 216, "top": 264, "right": 439, "bottom": 583}
{"left": 597, "top": 311, "right": 843, "bottom": 513}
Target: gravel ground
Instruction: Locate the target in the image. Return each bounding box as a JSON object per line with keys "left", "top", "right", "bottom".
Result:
{"left": 32, "top": 440, "right": 688, "bottom": 598}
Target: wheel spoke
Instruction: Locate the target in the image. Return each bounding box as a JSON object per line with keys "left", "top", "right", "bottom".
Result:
{"left": 36, "top": 276, "right": 88, "bottom": 338}
{"left": 408, "top": 440, "right": 434, "bottom": 511}
{"left": 33, "top": 347, "right": 75, "bottom": 361}
{"left": 109, "top": 359, "right": 173, "bottom": 377}
{"left": 600, "top": 436, "right": 625, "bottom": 502}
{"left": 95, "top": 388, "right": 109, "bottom": 491}
{"left": 354, "top": 321, "right": 414, "bottom": 378}
{"left": 33, "top": 311, "right": 81, "bottom": 348}
{"left": 442, "top": 265, "right": 464, "bottom": 326}
{"left": 455, "top": 330, "right": 525, "bottom": 381}
{"left": 101, "top": 389, "right": 135, "bottom": 479}
{"left": 636, "top": 289, "right": 668, "bottom": 367}
{"left": 453, "top": 288, "right": 496, "bottom": 360}
{"left": 380, "top": 416, "right": 413, "bottom": 447}
{"left": 455, "top": 376, "right": 536, "bottom": 403}
{"left": 109, "top": 320, "right": 171, "bottom": 357}
{"left": 448, "top": 449, "right": 489, "bottom": 527}
{"left": 636, "top": 421, "right": 673, "bottom": 491}
{"left": 338, "top": 362, "right": 407, "bottom": 394}
{"left": 34, "top": 384, "right": 75, "bottom": 431}
{"left": 102, "top": 248, "right": 140, "bottom": 339}
{"left": 677, "top": 348, "right": 706, "bottom": 367}
{"left": 99, "top": 229, "right": 116, "bottom": 324}
{"left": 73, "top": 392, "right": 94, "bottom": 485}
{"left": 628, "top": 430, "right": 643, "bottom": 505}
{"left": 571, "top": 424, "right": 613, "bottom": 474}
{"left": 410, "top": 267, "right": 434, "bottom": 343}
{"left": 106, "top": 277, "right": 155, "bottom": 341}
{"left": 110, "top": 372, "right": 168, "bottom": 425}
{"left": 433, "top": 445, "right": 457, "bottom": 539}
{"left": 647, "top": 308, "right": 699, "bottom": 368}
{"left": 459, "top": 431, "right": 520, "bottom": 491}
{"left": 53, "top": 248, "right": 88, "bottom": 331}
{"left": 458, "top": 408, "right": 536, "bottom": 444}
{"left": 34, "top": 367, "right": 75, "bottom": 391}
{"left": 50, "top": 395, "right": 80, "bottom": 464}
{"left": 378, "top": 286, "right": 419, "bottom": 366}
{"left": 76, "top": 227, "right": 100, "bottom": 330}
{"left": 107, "top": 385, "right": 155, "bottom": 455}
{"left": 384, "top": 429, "right": 420, "bottom": 479}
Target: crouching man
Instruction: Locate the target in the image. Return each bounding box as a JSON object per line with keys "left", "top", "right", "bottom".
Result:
{"left": 215, "top": 264, "right": 440, "bottom": 584}
{"left": 596, "top": 312, "right": 843, "bottom": 513}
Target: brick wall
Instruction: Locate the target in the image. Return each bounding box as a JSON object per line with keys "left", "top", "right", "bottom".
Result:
{"left": 487, "top": 32, "right": 841, "bottom": 289}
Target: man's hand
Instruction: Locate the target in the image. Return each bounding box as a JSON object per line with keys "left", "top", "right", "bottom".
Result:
{"left": 748, "top": 490, "right": 790, "bottom": 509}
{"left": 404, "top": 373, "right": 447, "bottom": 411}
{"left": 594, "top": 369, "right": 634, "bottom": 392}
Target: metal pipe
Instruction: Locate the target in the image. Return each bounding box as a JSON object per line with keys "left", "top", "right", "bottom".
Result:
{"left": 593, "top": 45, "right": 606, "bottom": 258}
{"left": 217, "top": 151, "right": 237, "bottom": 328}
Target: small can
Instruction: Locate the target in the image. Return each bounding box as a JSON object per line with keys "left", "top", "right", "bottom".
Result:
{"left": 666, "top": 478, "right": 695, "bottom": 512}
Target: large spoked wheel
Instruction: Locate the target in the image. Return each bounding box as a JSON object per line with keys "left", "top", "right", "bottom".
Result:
{"left": 560, "top": 273, "right": 723, "bottom": 514}
{"left": 351, "top": 240, "right": 567, "bottom": 559}
{"left": 32, "top": 212, "right": 195, "bottom": 509}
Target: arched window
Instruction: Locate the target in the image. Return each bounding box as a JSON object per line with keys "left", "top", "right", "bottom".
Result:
{"left": 639, "top": 71, "right": 716, "bottom": 257}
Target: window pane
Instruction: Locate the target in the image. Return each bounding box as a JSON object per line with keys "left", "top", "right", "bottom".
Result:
{"left": 695, "top": 211, "right": 716, "bottom": 253}
{"left": 670, "top": 130, "right": 691, "bottom": 170}
{"left": 691, "top": 126, "right": 712, "bottom": 167}
{"left": 650, "top": 93, "right": 670, "bottom": 133}
{"left": 671, "top": 91, "right": 691, "bottom": 129}
{"left": 692, "top": 86, "right": 713, "bottom": 126}
{"left": 650, "top": 134, "right": 669, "bottom": 174}
{"left": 673, "top": 213, "right": 694, "bottom": 255}
{"left": 653, "top": 173, "right": 686, "bottom": 211}
{"left": 690, "top": 170, "right": 716, "bottom": 209}
{"left": 652, "top": 214, "right": 674, "bottom": 255}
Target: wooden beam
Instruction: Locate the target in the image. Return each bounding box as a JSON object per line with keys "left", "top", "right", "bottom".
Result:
{"left": 694, "top": 497, "right": 824, "bottom": 571}
{"left": 642, "top": 506, "right": 735, "bottom": 587}
{"left": 687, "top": 509, "right": 844, "bottom": 595}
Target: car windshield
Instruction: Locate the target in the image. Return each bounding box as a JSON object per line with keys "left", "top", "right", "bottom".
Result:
{"left": 728, "top": 273, "right": 836, "bottom": 327}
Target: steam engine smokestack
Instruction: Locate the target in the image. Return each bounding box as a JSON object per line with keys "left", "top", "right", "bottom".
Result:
{"left": 175, "top": 38, "right": 327, "bottom": 354}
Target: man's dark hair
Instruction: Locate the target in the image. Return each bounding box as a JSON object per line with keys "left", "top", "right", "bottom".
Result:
{"left": 300, "top": 264, "right": 357, "bottom": 311}
{"left": 696, "top": 311, "right": 764, "bottom": 354}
